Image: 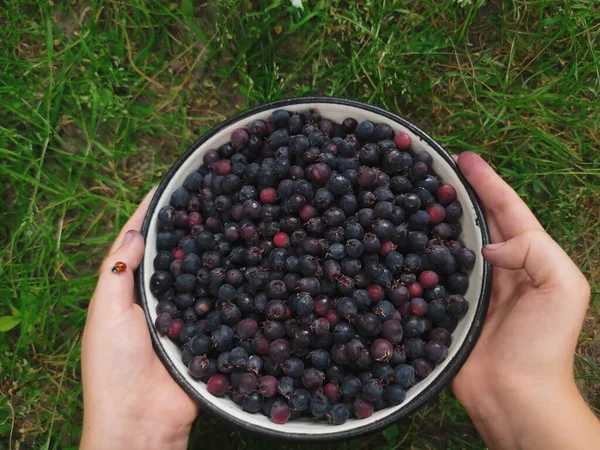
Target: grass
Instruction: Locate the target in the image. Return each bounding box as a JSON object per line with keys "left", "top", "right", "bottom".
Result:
{"left": 1, "top": 0, "right": 599, "bottom": 448}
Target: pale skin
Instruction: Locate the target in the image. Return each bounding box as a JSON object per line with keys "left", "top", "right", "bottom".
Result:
{"left": 81, "top": 152, "right": 599, "bottom": 449}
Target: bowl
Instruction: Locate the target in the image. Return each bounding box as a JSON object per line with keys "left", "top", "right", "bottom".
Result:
{"left": 137, "top": 97, "right": 492, "bottom": 442}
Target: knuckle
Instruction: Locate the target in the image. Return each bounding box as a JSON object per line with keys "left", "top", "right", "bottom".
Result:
{"left": 577, "top": 275, "right": 591, "bottom": 299}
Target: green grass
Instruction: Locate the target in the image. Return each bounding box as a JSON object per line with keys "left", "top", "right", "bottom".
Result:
{"left": 1, "top": 0, "right": 599, "bottom": 448}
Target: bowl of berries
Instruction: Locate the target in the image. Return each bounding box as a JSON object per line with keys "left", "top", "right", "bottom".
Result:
{"left": 138, "top": 97, "right": 492, "bottom": 441}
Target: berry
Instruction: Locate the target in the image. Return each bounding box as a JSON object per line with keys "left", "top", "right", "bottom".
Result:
{"left": 393, "top": 364, "right": 415, "bottom": 388}
{"left": 302, "top": 368, "right": 325, "bottom": 390}
{"left": 310, "top": 392, "right": 331, "bottom": 418}
{"left": 155, "top": 312, "right": 174, "bottom": 335}
{"left": 269, "top": 339, "right": 291, "bottom": 363}
{"left": 436, "top": 184, "right": 456, "bottom": 205}
{"left": 355, "top": 121, "right": 374, "bottom": 141}
{"left": 408, "top": 282, "right": 424, "bottom": 298}
{"left": 401, "top": 316, "right": 425, "bottom": 338}
{"left": 326, "top": 403, "right": 350, "bottom": 425}
{"left": 373, "top": 300, "right": 395, "bottom": 322}
{"left": 260, "top": 187, "right": 277, "bottom": 204}
{"left": 270, "top": 400, "right": 291, "bottom": 424}
{"left": 361, "top": 379, "right": 384, "bottom": 402}
{"left": 207, "top": 374, "right": 229, "bottom": 396}
{"left": 342, "top": 117, "right": 358, "bottom": 133}
{"left": 445, "top": 201, "right": 463, "bottom": 223}
{"left": 282, "top": 357, "right": 305, "bottom": 378}
{"left": 424, "top": 340, "right": 448, "bottom": 362}
{"left": 394, "top": 132, "right": 411, "bottom": 150}
{"left": 350, "top": 397, "right": 375, "bottom": 421}
{"left": 336, "top": 297, "right": 358, "bottom": 321}
{"left": 447, "top": 294, "right": 469, "bottom": 317}
{"left": 242, "top": 392, "right": 264, "bottom": 413}
{"left": 290, "top": 388, "right": 311, "bottom": 412}
{"left": 311, "top": 317, "right": 331, "bottom": 337}
{"left": 384, "top": 384, "right": 406, "bottom": 405}
{"left": 419, "top": 270, "right": 439, "bottom": 289}
{"left": 457, "top": 248, "right": 476, "bottom": 270}
{"left": 356, "top": 313, "right": 382, "bottom": 337}
{"left": 323, "top": 383, "right": 341, "bottom": 404}
{"left": 310, "top": 348, "right": 332, "bottom": 370}
{"left": 409, "top": 298, "right": 428, "bottom": 317}
{"left": 371, "top": 339, "right": 393, "bottom": 361}
{"left": 426, "top": 203, "right": 446, "bottom": 224}
{"left": 447, "top": 273, "right": 469, "bottom": 295}
{"left": 381, "top": 320, "right": 404, "bottom": 344}
{"left": 410, "top": 357, "right": 434, "bottom": 379}
{"left": 341, "top": 375, "right": 362, "bottom": 399}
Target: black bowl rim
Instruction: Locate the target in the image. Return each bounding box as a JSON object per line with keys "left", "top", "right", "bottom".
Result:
{"left": 136, "top": 96, "right": 492, "bottom": 442}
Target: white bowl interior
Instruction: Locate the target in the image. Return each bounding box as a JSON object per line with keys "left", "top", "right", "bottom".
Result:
{"left": 143, "top": 103, "right": 484, "bottom": 435}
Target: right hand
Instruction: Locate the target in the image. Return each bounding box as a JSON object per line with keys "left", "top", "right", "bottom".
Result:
{"left": 451, "top": 152, "right": 596, "bottom": 449}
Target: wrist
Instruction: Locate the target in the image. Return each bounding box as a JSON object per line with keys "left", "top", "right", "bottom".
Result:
{"left": 80, "top": 409, "right": 191, "bottom": 450}
{"left": 462, "top": 376, "right": 584, "bottom": 449}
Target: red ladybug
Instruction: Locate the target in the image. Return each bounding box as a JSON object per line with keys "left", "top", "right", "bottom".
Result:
{"left": 111, "top": 261, "right": 127, "bottom": 273}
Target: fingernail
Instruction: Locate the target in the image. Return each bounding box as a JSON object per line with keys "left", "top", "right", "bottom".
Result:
{"left": 122, "top": 230, "right": 136, "bottom": 245}
{"left": 484, "top": 242, "right": 504, "bottom": 250}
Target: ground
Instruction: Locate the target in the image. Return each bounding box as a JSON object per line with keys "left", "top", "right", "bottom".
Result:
{"left": 1, "top": 0, "right": 599, "bottom": 449}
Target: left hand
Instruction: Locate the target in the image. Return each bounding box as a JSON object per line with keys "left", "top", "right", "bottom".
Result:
{"left": 80, "top": 188, "right": 198, "bottom": 450}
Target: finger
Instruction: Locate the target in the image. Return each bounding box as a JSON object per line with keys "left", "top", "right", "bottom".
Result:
{"left": 94, "top": 230, "right": 146, "bottom": 311}
{"left": 92, "top": 187, "right": 157, "bottom": 312}
{"left": 457, "top": 152, "right": 542, "bottom": 239}
{"left": 108, "top": 186, "right": 157, "bottom": 254}
{"left": 482, "top": 228, "right": 589, "bottom": 294}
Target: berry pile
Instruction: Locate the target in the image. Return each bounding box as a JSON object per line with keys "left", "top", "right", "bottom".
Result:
{"left": 151, "top": 108, "right": 475, "bottom": 425}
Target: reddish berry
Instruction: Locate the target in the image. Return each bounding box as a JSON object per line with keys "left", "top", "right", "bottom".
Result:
{"left": 325, "top": 310, "right": 340, "bottom": 327}
{"left": 167, "top": 319, "right": 184, "bottom": 339}
{"left": 353, "top": 397, "right": 375, "bottom": 419}
{"left": 408, "top": 282, "right": 423, "bottom": 298}
{"left": 299, "top": 204, "right": 316, "bottom": 221}
{"left": 213, "top": 160, "right": 231, "bottom": 176}
{"left": 314, "top": 296, "right": 332, "bottom": 316}
{"left": 409, "top": 298, "right": 428, "bottom": 317}
{"left": 207, "top": 374, "right": 229, "bottom": 396}
{"left": 173, "top": 248, "right": 185, "bottom": 260}
{"left": 394, "top": 132, "right": 411, "bottom": 150}
{"left": 284, "top": 307, "right": 293, "bottom": 320}
{"left": 311, "top": 163, "right": 332, "bottom": 184}
{"left": 367, "top": 284, "right": 385, "bottom": 302}
{"left": 258, "top": 375, "right": 278, "bottom": 398}
{"left": 419, "top": 270, "right": 439, "bottom": 289}
{"left": 231, "top": 129, "right": 249, "bottom": 150}
{"left": 324, "top": 382, "right": 342, "bottom": 403}
{"left": 436, "top": 184, "right": 457, "bottom": 205}
{"left": 270, "top": 400, "right": 291, "bottom": 424}
{"left": 231, "top": 204, "right": 244, "bottom": 221}
{"left": 253, "top": 335, "right": 271, "bottom": 355}
{"left": 273, "top": 232, "right": 290, "bottom": 248}
{"left": 379, "top": 240, "right": 397, "bottom": 257}
{"left": 425, "top": 203, "right": 446, "bottom": 224}
{"left": 186, "top": 212, "right": 203, "bottom": 228}
{"left": 260, "top": 188, "right": 277, "bottom": 204}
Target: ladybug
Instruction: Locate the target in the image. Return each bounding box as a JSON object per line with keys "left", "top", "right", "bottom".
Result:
{"left": 111, "top": 261, "right": 127, "bottom": 273}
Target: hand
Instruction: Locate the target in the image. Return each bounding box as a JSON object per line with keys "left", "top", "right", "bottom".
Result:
{"left": 452, "top": 152, "right": 597, "bottom": 449}
{"left": 80, "top": 188, "right": 198, "bottom": 450}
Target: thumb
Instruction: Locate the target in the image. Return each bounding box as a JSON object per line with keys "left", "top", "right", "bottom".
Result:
{"left": 93, "top": 230, "right": 146, "bottom": 311}
{"left": 482, "top": 228, "right": 587, "bottom": 293}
